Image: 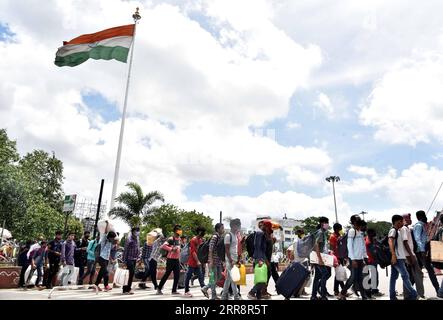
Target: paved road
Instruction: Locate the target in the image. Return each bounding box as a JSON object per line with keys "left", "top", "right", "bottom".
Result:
{"left": 0, "top": 268, "right": 441, "bottom": 300}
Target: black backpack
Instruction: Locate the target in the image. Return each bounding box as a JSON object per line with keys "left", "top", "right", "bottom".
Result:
{"left": 216, "top": 233, "right": 232, "bottom": 261}
{"left": 245, "top": 232, "right": 256, "bottom": 258}
{"left": 369, "top": 238, "right": 391, "bottom": 269}
{"left": 197, "top": 238, "right": 211, "bottom": 264}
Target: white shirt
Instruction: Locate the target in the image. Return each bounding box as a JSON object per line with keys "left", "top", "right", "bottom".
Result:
{"left": 347, "top": 228, "right": 367, "bottom": 260}
{"left": 389, "top": 228, "right": 407, "bottom": 259}
{"left": 401, "top": 226, "right": 415, "bottom": 257}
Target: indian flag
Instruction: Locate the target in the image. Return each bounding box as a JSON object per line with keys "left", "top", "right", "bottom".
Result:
{"left": 55, "top": 24, "right": 135, "bottom": 67}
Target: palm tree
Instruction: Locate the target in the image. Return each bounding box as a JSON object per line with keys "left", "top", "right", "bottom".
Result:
{"left": 109, "top": 182, "right": 165, "bottom": 227}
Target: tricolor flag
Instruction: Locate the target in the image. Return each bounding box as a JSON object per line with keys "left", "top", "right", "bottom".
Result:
{"left": 55, "top": 24, "right": 135, "bottom": 67}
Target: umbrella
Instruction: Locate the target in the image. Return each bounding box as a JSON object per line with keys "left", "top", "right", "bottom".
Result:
{"left": 0, "top": 228, "right": 12, "bottom": 240}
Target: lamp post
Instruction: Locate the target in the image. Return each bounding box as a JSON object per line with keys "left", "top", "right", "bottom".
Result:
{"left": 326, "top": 176, "right": 340, "bottom": 223}
{"left": 360, "top": 211, "right": 368, "bottom": 221}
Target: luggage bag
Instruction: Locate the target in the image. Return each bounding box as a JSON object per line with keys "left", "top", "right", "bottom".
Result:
{"left": 276, "top": 261, "right": 310, "bottom": 299}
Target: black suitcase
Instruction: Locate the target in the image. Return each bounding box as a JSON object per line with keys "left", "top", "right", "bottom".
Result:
{"left": 276, "top": 262, "right": 310, "bottom": 299}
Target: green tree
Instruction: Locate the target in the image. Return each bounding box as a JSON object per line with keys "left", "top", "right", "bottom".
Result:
{"left": 0, "top": 129, "right": 19, "bottom": 166}
{"left": 0, "top": 129, "right": 84, "bottom": 242}
{"left": 19, "top": 150, "right": 64, "bottom": 211}
{"left": 179, "top": 209, "right": 213, "bottom": 238}
{"left": 109, "top": 182, "right": 164, "bottom": 228}
{"left": 142, "top": 204, "right": 213, "bottom": 240}
{"left": 298, "top": 216, "right": 321, "bottom": 235}
{"left": 367, "top": 220, "right": 391, "bottom": 239}
{"left": 12, "top": 194, "right": 83, "bottom": 241}
{"left": 0, "top": 166, "right": 27, "bottom": 235}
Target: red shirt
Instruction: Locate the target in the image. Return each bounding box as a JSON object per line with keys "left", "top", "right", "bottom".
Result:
{"left": 365, "top": 237, "right": 375, "bottom": 264}
{"left": 188, "top": 236, "right": 203, "bottom": 268}
{"left": 329, "top": 233, "right": 340, "bottom": 257}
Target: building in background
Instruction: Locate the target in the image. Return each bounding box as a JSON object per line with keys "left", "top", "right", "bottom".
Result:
{"left": 73, "top": 197, "right": 108, "bottom": 234}
{"left": 250, "top": 214, "right": 303, "bottom": 251}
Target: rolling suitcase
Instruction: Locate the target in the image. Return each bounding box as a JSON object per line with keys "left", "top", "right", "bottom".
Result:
{"left": 276, "top": 261, "right": 310, "bottom": 299}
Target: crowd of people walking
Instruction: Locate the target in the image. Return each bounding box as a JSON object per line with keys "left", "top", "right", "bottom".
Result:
{"left": 14, "top": 210, "right": 443, "bottom": 300}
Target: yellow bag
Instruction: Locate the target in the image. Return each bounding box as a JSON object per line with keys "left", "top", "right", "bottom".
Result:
{"left": 235, "top": 264, "right": 246, "bottom": 286}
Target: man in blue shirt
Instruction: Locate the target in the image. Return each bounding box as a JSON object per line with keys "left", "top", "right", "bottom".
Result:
{"left": 413, "top": 210, "right": 440, "bottom": 295}
{"left": 93, "top": 227, "right": 117, "bottom": 292}
{"left": 79, "top": 234, "right": 99, "bottom": 287}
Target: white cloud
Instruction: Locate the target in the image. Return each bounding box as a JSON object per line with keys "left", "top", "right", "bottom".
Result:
{"left": 314, "top": 92, "right": 333, "bottom": 114}
{"left": 360, "top": 52, "right": 443, "bottom": 146}
{"left": 272, "top": 0, "right": 443, "bottom": 88}
{"left": 0, "top": 0, "right": 326, "bottom": 231}
{"left": 342, "top": 163, "right": 443, "bottom": 212}
{"left": 182, "top": 190, "right": 353, "bottom": 228}
{"left": 347, "top": 165, "right": 378, "bottom": 179}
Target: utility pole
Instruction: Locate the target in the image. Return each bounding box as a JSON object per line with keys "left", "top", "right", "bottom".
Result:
{"left": 219, "top": 211, "right": 222, "bottom": 224}
{"left": 93, "top": 179, "right": 105, "bottom": 238}
{"left": 326, "top": 176, "right": 340, "bottom": 223}
{"left": 360, "top": 211, "right": 368, "bottom": 221}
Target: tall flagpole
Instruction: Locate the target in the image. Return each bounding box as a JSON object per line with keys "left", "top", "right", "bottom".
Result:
{"left": 110, "top": 8, "right": 141, "bottom": 210}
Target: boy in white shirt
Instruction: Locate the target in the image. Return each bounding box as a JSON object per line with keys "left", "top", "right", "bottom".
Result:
{"left": 389, "top": 215, "right": 418, "bottom": 300}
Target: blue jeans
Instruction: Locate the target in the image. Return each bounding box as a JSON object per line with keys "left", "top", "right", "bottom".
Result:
{"left": 185, "top": 266, "right": 205, "bottom": 293}
{"left": 312, "top": 264, "right": 329, "bottom": 299}
{"left": 390, "top": 259, "right": 417, "bottom": 300}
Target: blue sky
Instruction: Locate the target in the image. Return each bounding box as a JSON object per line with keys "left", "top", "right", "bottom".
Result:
{"left": 0, "top": 22, "right": 14, "bottom": 42}
{"left": 2, "top": 0, "right": 443, "bottom": 231}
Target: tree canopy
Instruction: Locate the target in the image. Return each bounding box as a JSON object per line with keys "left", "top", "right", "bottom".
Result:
{"left": 109, "top": 182, "right": 164, "bottom": 228}
{"left": 141, "top": 204, "right": 213, "bottom": 241}
{"left": 0, "top": 129, "right": 82, "bottom": 241}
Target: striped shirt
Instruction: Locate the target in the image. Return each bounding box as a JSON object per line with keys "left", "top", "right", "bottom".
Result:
{"left": 123, "top": 234, "right": 140, "bottom": 262}
{"left": 141, "top": 243, "right": 153, "bottom": 260}
{"left": 209, "top": 234, "right": 221, "bottom": 266}
{"left": 149, "top": 237, "right": 164, "bottom": 262}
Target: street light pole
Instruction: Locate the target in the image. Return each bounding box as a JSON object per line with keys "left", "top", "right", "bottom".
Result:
{"left": 326, "top": 176, "right": 340, "bottom": 223}
{"left": 360, "top": 211, "right": 368, "bottom": 221}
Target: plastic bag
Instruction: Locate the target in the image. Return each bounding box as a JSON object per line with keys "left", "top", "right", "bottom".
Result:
{"left": 235, "top": 264, "right": 246, "bottom": 286}
{"left": 114, "top": 268, "right": 129, "bottom": 286}
{"left": 97, "top": 220, "right": 115, "bottom": 234}
{"left": 335, "top": 264, "right": 348, "bottom": 282}
{"left": 208, "top": 270, "right": 215, "bottom": 286}
{"left": 254, "top": 263, "right": 268, "bottom": 285}
{"left": 231, "top": 265, "right": 241, "bottom": 282}
{"left": 24, "top": 266, "right": 37, "bottom": 286}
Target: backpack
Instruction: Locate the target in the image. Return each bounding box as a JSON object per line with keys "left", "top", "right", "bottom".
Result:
{"left": 197, "top": 238, "right": 212, "bottom": 264}
{"left": 337, "top": 228, "right": 358, "bottom": 260}
{"left": 245, "top": 232, "right": 256, "bottom": 258}
{"left": 369, "top": 238, "right": 391, "bottom": 268}
{"left": 216, "top": 233, "right": 232, "bottom": 262}
{"left": 160, "top": 247, "right": 168, "bottom": 258}
{"left": 180, "top": 242, "right": 190, "bottom": 264}
{"left": 296, "top": 231, "right": 317, "bottom": 259}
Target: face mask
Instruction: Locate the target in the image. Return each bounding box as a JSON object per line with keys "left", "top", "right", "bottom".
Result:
{"left": 135, "top": 232, "right": 140, "bottom": 237}
{"left": 322, "top": 223, "right": 329, "bottom": 230}
{"left": 299, "top": 234, "right": 305, "bottom": 239}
